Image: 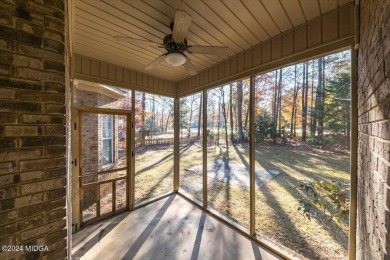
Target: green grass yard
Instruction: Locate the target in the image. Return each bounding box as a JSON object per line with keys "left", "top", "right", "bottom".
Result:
{"left": 135, "top": 141, "right": 350, "bottom": 260}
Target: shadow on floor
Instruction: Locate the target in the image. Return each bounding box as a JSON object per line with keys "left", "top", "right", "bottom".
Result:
{"left": 72, "top": 194, "right": 282, "bottom": 260}
{"left": 122, "top": 195, "right": 175, "bottom": 259}
{"left": 72, "top": 213, "right": 128, "bottom": 259}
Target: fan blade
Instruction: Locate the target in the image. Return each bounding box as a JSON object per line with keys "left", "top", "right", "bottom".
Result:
{"left": 145, "top": 55, "right": 166, "bottom": 70}
{"left": 172, "top": 11, "right": 192, "bottom": 43}
{"left": 183, "top": 57, "right": 197, "bottom": 75}
{"left": 188, "top": 45, "right": 230, "bottom": 55}
{"left": 113, "top": 36, "right": 162, "bottom": 47}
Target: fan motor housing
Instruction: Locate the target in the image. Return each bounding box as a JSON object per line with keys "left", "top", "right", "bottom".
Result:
{"left": 163, "top": 34, "right": 187, "bottom": 52}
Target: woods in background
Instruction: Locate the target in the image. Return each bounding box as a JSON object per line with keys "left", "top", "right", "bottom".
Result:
{"left": 125, "top": 51, "right": 351, "bottom": 150}
{"left": 253, "top": 50, "right": 351, "bottom": 148}
{"left": 179, "top": 50, "right": 351, "bottom": 149}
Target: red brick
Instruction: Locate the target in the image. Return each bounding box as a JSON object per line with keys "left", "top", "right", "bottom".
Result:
{"left": 20, "top": 157, "right": 65, "bottom": 171}
{"left": 358, "top": 0, "right": 390, "bottom": 258}
{"left": 20, "top": 177, "right": 65, "bottom": 194}
{"left": 20, "top": 219, "right": 65, "bottom": 241}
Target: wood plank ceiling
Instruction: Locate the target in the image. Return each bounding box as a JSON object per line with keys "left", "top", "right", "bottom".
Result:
{"left": 73, "top": 0, "right": 353, "bottom": 82}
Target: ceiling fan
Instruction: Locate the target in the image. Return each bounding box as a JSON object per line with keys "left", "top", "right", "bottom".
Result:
{"left": 113, "top": 10, "right": 230, "bottom": 76}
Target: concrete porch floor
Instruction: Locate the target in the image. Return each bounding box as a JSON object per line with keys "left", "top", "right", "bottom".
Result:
{"left": 72, "top": 194, "right": 282, "bottom": 260}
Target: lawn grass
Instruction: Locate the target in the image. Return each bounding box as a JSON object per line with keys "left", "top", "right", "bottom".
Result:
{"left": 252, "top": 144, "right": 349, "bottom": 260}
{"left": 134, "top": 140, "right": 350, "bottom": 259}
{"left": 134, "top": 145, "right": 174, "bottom": 203}
{"left": 178, "top": 141, "right": 349, "bottom": 260}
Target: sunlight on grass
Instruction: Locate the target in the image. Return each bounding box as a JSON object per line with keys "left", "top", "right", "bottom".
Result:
{"left": 134, "top": 141, "right": 349, "bottom": 259}
{"left": 179, "top": 142, "right": 349, "bottom": 260}
{"left": 135, "top": 146, "right": 174, "bottom": 203}
{"left": 254, "top": 144, "right": 349, "bottom": 259}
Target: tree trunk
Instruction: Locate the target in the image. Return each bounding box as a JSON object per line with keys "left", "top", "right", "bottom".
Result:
{"left": 301, "top": 63, "right": 308, "bottom": 142}
{"left": 310, "top": 60, "right": 315, "bottom": 136}
{"left": 277, "top": 69, "right": 283, "bottom": 134}
{"left": 221, "top": 87, "right": 229, "bottom": 147}
{"left": 312, "top": 58, "right": 322, "bottom": 137}
{"left": 151, "top": 95, "right": 155, "bottom": 138}
{"left": 165, "top": 107, "right": 172, "bottom": 133}
{"left": 273, "top": 70, "right": 278, "bottom": 124}
{"left": 244, "top": 101, "right": 249, "bottom": 129}
{"left": 229, "top": 84, "right": 234, "bottom": 141}
{"left": 347, "top": 111, "right": 350, "bottom": 140}
{"left": 237, "top": 80, "right": 244, "bottom": 141}
{"left": 141, "top": 92, "right": 146, "bottom": 145}
{"left": 197, "top": 93, "right": 202, "bottom": 139}
{"left": 217, "top": 94, "right": 221, "bottom": 145}
{"left": 210, "top": 102, "right": 214, "bottom": 140}
{"left": 160, "top": 108, "right": 164, "bottom": 131}
{"left": 271, "top": 70, "right": 279, "bottom": 143}
{"left": 188, "top": 97, "right": 194, "bottom": 137}
{"left": 317, "top": 57, "right": 325, "bottom": 138}
{"left": 291, "top": 65, "right": 297, "bottom": 136}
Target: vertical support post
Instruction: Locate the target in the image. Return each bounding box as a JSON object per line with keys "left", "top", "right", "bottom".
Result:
{"left": 112, "top": 181, "right": 116, "bottom": 212}
{"left": 348, "top": 48, "right": 358, "bottom": 260}
{"left": 66, "top": 1, "right": 75, "bottom": 256}
{"left": 129, "top": 90, "right": 136, "bottom": 209}
{"left": 96, "top": 184, "right": 101, "bottom": 217}
{"left": 202, "top": 90, "right": 208, "bottom": 208}
{"left": 78, "top": 110, "right": 83, "bottom": 224}
{"left": 249, "top": 75, "right": 256, "bottom": 236}
{"left": 348, "top": 2, "right": 359, "bottom": 258}
{"left": 174, "top": 97, "right": 180, "bottom": 191}
{"left": 71, "top": 108, "right": 80, "bottom": 232}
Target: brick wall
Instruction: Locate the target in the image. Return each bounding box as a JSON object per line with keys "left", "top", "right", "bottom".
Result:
{"left": 75, "top": 88, "right": 120, "bottom": 174}
{"left": 0, "top": 0, "right": 67, "bottom": 259}
{"left": 75, "top": 88, "right": 127, "bottom": 212}
{"left": 357, "top": 0, "right": 390, "bottom": 259}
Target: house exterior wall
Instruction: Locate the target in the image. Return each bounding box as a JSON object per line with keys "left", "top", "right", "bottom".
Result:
{"left": 0, "top": 0, "right": 67, "bottom": 259}
{"left": 75, "top": 88, "right": 120, "bottom": 174}
{"left": 75, "top": 88, "right": 123, "bottom": 208}
{"left": 357, "top": 0, "right": 390, "bottom": 259}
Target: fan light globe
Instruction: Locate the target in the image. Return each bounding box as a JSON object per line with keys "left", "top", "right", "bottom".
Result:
{"left": 165, "top": 53, "right": 186, "bottom": 66}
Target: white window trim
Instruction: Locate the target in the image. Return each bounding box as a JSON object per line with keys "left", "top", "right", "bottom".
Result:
{"left": 102, "top": 114, "right": 114, "bottom": 166}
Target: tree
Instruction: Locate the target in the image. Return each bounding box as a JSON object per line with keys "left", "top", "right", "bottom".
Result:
{"left": 141, "top": 92, "right": 146, "bottom": 145}
{"left": 272, "top": 70, "right": 279, "bottom": 125}
{"left": 325, "top": 73, "right": 351, "bottom": 139}
{"left": 220, "top": 87, "right": 229, "bottom": 147}
{"left": 254, "top": 110, "right": 275, "bottom": 143}
{"left": 290, "top": 65, "right": 299, "bottom": 137}
{"left": 197, "top": 93, "right": 202, "bottom": 139}
{"left": 237, "top": 80, "right": 244, "bottom": 141}
{"left": 152, "top": 95, "right": 156, "bottom": 131}
{"left": 187, "top": 94, "right": 197, "bottom": 137}
{"left": 312, "top": 57, "right": 325, "bottom": 140}
{"left": 179, "top": 98, "right": 189, "bottom": 137}
{"left": 217, "top": 92, "right": 221, "bottom": 144}
{"left": 310, "top": 60, "right": 315, "bottom": 136}
{"left": 317, "top": 57, "right": 325, "bottom": 138}
{"left": 301, "top": 62, "right": 309, "bottom": 141}
{"left": 229, "top": 84, "right": 234, "bottom": 141}
{"left": 277, "top": 69, "right": 283, "bottom": 134}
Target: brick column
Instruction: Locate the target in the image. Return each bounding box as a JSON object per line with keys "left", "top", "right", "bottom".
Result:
{"left": 357, "top": 0, "right": 390, "bottom": 259}
{"left": 0, "top": 0, "right": 67, "bottom": 259}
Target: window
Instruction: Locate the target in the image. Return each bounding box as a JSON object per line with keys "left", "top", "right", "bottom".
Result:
{"left": 102, "top": 114, "right": 113, "bottom": 165}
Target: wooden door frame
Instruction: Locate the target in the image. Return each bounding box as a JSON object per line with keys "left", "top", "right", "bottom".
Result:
{"left": 71, "top": 107, "right": 132, "bottom": 230}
